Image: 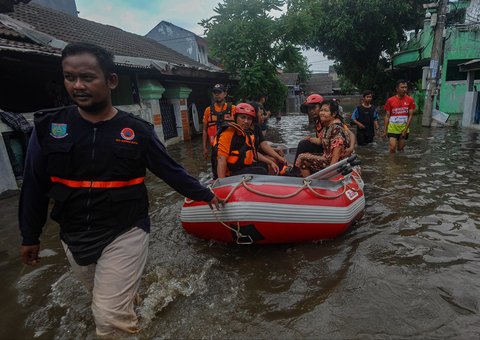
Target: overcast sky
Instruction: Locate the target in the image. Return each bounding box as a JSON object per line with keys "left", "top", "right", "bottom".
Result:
{"left": 75, "top": 0, "right": 333, "bottom": 72}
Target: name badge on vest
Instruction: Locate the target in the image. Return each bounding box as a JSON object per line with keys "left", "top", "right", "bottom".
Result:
{"left": 50, "top": 123, "right": 68, "bottom": 139}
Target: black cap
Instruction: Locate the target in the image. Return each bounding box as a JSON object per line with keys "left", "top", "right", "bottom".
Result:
{"left": 212, "top": 84, "right": 226, "bottom": 92}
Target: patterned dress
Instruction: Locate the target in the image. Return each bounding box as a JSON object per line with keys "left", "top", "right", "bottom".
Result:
{"left": 295, "top": 122, "right": 349, "bottom": 172}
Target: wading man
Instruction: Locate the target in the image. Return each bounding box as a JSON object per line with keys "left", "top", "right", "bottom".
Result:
{"left": 383, "top": 80, "right": 416, "bottom": 153}
{"left": 19, "top": 42, "right": 222, "bottom": 337}
{"left": 351, "top": 90, "right": 379, "bottom": 146}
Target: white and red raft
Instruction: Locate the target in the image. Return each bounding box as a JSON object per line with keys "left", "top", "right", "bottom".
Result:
{"left": 180, "top": 154, "right": 365, "bottom": 244}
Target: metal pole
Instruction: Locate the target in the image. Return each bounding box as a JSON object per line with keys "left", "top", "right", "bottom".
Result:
{"left": 422, "top": 0, "right": 449, "bottom": 127}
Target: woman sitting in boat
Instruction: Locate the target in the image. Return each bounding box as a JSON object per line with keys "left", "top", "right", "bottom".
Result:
{"left": 295, "top": 99, "right": 351, "bottom": 177}
{"left": 214, "top": 103, "right": 279, "bottom": 179}
{"left": 292, "top": 94, "right": 326, "bottom": 169}
{"left": 289, "top": 95, "right": 354, "bottom": 176}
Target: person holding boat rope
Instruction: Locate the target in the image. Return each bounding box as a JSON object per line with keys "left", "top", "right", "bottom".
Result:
{"left": 18, "top": 42, "right": 223, "bottom": 337}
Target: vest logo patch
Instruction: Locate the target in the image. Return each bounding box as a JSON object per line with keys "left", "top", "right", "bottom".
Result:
{"left": 120, "top": 128, "right": 135, "bottom": 141}
{"left": 50, "top": 123, "right": 68, "bottom": 139}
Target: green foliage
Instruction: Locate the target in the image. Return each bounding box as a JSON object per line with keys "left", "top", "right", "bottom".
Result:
{"left": 276, "top": 44, "right": 311, "bottom": 83}
{"left": 237, "top": 61, "right": 288, "bottom": 112}
{"left": 286, "top": 0, "right": 427, "bottom": 94}
{"left": 337, "top": 74, "right": 357, "bottom": 95}
{"left": 201, "top": 0, "right": 306, "bottom": 112}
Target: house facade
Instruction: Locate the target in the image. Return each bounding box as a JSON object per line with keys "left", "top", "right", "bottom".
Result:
{"left": 0, "top": 2, "right": 231, "bottom": 194}
{"left": 146, "top": 21, "right": 210, "bottom": 67}
{"left": 392, "top": 0, "right": 480, "bottom": 127}
{"left": 278, "top": 72, "right": 304, "bottom": 113}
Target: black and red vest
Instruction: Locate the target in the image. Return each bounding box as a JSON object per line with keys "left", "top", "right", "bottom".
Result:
{"left": 34, "top": 106, "right": 151, "bottom": 265}
{"left": 206, "top": 103, "right": 234, "bottom": 145}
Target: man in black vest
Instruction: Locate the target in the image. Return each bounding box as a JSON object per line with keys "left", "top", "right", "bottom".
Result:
{"left": 351, "top": 90, "right": 379, "bottom": 146}
{"left": 19, "top": 42, "right": 222, "bottom": 337}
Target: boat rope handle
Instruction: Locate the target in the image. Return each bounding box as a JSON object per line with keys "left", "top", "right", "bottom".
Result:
{"left": 184, "top": 178, "right": 243, "bottom": 205}
{"left": 345, "top": 169, "right": 362, "bottom": 192}
{"left": 304, "top": 180, "right": 347, "bottom": 199}
{"left": 210, "top": 208, "right": 253, "bottom": 245}
{"left": 240, "top": 179, "right": 307, "bottom": 199}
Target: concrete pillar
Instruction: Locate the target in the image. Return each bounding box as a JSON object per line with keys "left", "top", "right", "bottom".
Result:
{"left": 466, "top": 70, "right": 475, "bottom": 92}
{"left": 163, "top": 87, "right": 193, "bottom": 141}
{"left": 137, "top": 80, "right": 166, "bottom": 142}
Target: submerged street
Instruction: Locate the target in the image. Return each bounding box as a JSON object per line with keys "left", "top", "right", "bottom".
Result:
{"left": 1, "top": 113, "right": 480, "bottom": 339}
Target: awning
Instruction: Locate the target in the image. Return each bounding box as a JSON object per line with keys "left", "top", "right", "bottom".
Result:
{"left": 459, "top": 59, "right": 480, "bottom": 72}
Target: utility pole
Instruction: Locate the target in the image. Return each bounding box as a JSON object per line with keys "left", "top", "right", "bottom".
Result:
{"left": 422, "top": 0, "right": 449, "bottom": 127}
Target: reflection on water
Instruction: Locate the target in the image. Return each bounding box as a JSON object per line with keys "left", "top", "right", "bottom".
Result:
{"left": 1, "top": 114, "right": 480, "bottom": 339}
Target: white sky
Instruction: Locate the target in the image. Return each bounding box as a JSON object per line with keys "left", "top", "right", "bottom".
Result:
{"left": 75, "top": 0, "right": 333, "bottom": 72}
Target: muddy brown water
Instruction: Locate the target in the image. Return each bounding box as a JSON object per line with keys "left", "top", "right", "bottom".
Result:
{"left": 1, "top": 113, "right": 479, "bottom": 339}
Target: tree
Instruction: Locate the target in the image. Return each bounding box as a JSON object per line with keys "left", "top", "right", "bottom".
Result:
{"left": 286, "top": 0, "right": 427, "bottom": 94}
{"left": 276, "top": 43, "right": 311, "bottom": 83}
{"left": 201, "top": 0, "right": 309, "bottom": 112}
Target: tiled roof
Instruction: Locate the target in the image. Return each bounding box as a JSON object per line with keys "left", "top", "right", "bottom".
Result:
{"left": 303, "top": 73, "right": 333, "bottom": 95}
{"left": 7, "top": 3, "right": 212, "bottom": 70}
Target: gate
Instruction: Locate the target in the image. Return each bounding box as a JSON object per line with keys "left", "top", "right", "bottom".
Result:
{"left": 160, "top": 99, "right": 178, "bottom": 139}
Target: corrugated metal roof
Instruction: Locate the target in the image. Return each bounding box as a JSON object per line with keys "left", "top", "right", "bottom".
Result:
{"left": 0, "top": 37, "right": 60, "bottom": 55}
{"left": 0, "top": 22, "right": 24, "bottom": 38}
{"left": 0, "top": 18, "right": 61, "bottom": 56}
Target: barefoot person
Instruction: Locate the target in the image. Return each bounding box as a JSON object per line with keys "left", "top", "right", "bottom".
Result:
{"left": 19, "top": 42, "right": 222, "bottom": 337}
{"left": 384, "top": 80, "right": 415, "bottom": 153}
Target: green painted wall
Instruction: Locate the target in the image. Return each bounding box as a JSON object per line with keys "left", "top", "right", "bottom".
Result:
{"left": 393, "top": 0, "right": 480, "bottom": 115}
{"left": 439, "top": 82, "right": 467, "bottom": 114}
{"left": 392, "top": 19, "right": 434, "bottom": 67}
{"left": 444, "top": 29, "right": 480, "bottom": 60}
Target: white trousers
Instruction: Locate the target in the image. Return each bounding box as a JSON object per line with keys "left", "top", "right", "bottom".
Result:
{"left": 62, "top": 227, "right": 149, "bottom": 337}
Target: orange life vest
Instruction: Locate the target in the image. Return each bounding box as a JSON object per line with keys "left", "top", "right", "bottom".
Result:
{"left": 213, "top": 122, "right": 257, "bottom": 176}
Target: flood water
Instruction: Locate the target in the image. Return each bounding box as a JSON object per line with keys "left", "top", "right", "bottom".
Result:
{"left": 1, "top": 113, "right": 479, "bottom": 339}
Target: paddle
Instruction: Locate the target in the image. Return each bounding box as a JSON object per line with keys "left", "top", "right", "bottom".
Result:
{"left": 306, "top": 154, "right": 358, "bottom": 181}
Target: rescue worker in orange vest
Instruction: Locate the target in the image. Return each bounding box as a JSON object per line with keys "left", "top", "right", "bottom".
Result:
{"left": 215, "top": 103, "right": 279, "bottom": 179}
{"left": 202, "top": 84, "right": 236, "bottom": 162}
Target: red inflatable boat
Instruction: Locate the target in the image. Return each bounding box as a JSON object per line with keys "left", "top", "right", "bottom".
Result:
{"left": 180, "top": 154, "right": 365, "bottom": 244}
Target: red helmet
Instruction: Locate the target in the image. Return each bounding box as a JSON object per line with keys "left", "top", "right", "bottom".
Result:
{"left": 304, "top": 94, "right": 324, "bottom": 105}
{"left": 235, "top": 103, "right": 256, "bottom": 119}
